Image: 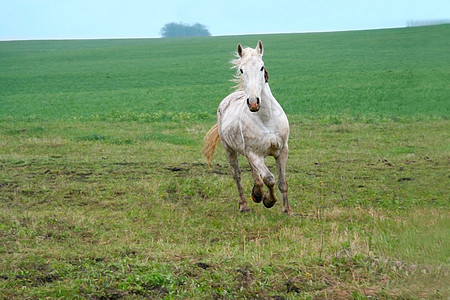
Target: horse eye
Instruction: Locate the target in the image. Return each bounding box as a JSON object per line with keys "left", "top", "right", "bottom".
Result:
{"left": 240, "top": 69, "right": 243, "bottom": 74}
{"left": 260, "top": 66, "right": 264, "bottom": 71}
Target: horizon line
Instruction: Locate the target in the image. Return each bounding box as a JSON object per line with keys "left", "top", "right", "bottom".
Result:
{"left": 0, "top": 24, "right": 434, "bottom": 42}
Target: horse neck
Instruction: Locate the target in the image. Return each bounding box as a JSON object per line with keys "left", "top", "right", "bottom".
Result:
{"left": 258, "top": 83, "right": 277, "bottom": 121}
{"left": 262, "top": 83, "right": 274, "bottom": 101}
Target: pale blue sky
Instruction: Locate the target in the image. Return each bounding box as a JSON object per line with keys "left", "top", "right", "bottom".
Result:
{"left": 1, "top": 0, "right": 449, "bottom": 40}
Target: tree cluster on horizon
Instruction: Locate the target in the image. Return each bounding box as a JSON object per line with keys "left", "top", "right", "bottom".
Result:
{"left": 160, "top": 22, "right": 211, "bottom": 38}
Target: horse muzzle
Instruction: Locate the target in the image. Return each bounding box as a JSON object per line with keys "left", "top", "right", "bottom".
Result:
{"left": 247, "top": 97, "right": 260, "bottom": 112}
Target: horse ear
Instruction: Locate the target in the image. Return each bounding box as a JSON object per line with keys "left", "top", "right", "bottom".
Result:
{"left": 237, "top": 44, "right": 243, "bottom": 58}
{"left": 257, "top": 40, "right": 263, "bottom": 56}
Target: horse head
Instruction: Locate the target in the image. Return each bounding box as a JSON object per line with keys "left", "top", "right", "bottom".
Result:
{"left": 236, "top": 40, "right": 268, "bottom": 112}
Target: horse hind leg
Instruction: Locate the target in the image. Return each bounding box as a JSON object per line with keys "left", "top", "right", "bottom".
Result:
{"left": 225, "top": 148, "right": 249, "bottom": 212}
{"left": 276, "top": 146, "right": 292, "bottom": 215}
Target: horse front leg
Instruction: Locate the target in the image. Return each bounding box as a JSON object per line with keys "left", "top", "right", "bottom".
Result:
{"left": 225, "top": 148, "right": 249, "bottom": 212}
{"left": 246, "top": 152, "right": 277, "bottom": 209}
{"left": 276, "top": 145, "right": 292, "bottom": 215}
{"left": 251, "top": 167, "right": 263, "bottom": 203}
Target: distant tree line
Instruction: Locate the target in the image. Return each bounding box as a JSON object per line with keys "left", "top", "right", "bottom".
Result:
{"left": 160, "top": 22, "right": 211, "bottom": 38}
{"left": 407, "top": 19, "right": 450, "bottom": 27}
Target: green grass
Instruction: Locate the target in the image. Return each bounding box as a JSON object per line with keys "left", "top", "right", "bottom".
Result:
{"left": 1, "top": 25, "right": 449, "bottom": 121}
{"left": 0, "top": 25, "right": 449, "bottom": 299}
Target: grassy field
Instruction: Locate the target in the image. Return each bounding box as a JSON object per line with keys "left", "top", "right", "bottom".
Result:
{"left": 0, "top": 25, "right": 449, "bottom": 299}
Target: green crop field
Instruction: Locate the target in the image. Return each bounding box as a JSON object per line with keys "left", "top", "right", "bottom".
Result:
{"left": 0, "top": 25, "right": 449, "bottom": 299}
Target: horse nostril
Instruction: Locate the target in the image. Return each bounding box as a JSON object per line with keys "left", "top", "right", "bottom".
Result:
{"left": 256, "top": 97, "right": 260, "bottom": 105}
{"left": 247, "top": 98, "right": 250, "bottom": 106}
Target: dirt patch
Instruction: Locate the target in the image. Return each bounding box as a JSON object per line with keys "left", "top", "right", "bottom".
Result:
{"left": 398, "top": 177, "right": 413, "bottom": 182}
{"left": 236, "top": 266, "right": 253, "bottom": 289}
{"left": 196, "top": 262, "right": 211, "bottom": 270}
{"left": 285, "top": 279, "right": 301, "bottom": 293}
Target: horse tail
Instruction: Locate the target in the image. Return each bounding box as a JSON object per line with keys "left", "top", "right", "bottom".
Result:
{"left": 203, "top": 123, "right": 220, "bottom": 167}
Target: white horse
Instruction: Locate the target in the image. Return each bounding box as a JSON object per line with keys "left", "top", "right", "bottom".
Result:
{"left": 203, "top": 40, "right": 291, "bottom": 215}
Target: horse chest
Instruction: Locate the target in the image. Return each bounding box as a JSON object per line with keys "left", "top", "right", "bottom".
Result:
{"left": 247, "top": 127, "right": 285, "bottom": 156}
{"left": 264, "top": 131, "right": 284, "bottom": 155}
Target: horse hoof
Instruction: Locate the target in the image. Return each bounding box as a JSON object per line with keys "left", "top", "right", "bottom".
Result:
{"left": 251, "top": 186, "right": 263, "bottom": 203}
{"left": 240, "top": 206, "right": 250, "bottom": 213}
{"left": 283, "top": 208, "right": 293, "bottom": 216}
{"left": 263, "top": 196, "right": 277, "bottom": 208}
